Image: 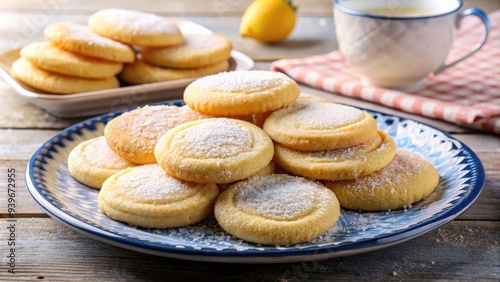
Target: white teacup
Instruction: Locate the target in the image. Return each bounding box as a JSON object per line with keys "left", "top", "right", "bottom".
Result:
{"left": 334, "top": 0, "right": 490, "bottom": 92}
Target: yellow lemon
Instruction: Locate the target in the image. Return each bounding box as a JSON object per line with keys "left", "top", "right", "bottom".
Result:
{"left": 240, "top": 0, "right": 297, "bottom": 43}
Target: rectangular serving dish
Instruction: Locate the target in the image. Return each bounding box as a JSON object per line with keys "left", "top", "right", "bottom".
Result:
{"left": 0, "top": 18, "right": 254, "bottom": 118}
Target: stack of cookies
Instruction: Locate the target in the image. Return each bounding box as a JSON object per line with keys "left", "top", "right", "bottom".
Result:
{"left": 11, "top": 22, "right": 132, "bottom": 94}
{"left": 67, "top": 70, "right": 439, "bottom": 246}
{"left": 11, "top": 9, "right": 232, "bottom": 94}
{"left": 264, "top": 99, "right": 395, "bottom": 181}
{"left": 87, "top": 9, "right": 232, "bottom": 85}
{"left": 262, "top": 98, "right": 439, "bottom": 211}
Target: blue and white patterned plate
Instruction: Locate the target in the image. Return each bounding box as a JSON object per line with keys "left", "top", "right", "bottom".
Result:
{"left": 26, "top": 100, "right": 485, "bottom": 263}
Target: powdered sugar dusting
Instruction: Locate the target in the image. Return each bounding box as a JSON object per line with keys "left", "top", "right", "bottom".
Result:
{"left": 114, "top": 164, "right": 196, "bottom": 202}
{"left": 289, "top": 101, "right": 364, "bottom": 130}
{"left": 95, "top": 9, "right": 179, "bottom": 35}
{"left": 172, "top": 118, "right": 253, "bottom": 158}
{"left": 120, "top": 105, "right": 209, "bottom": 140}
{"left": 57, "top": 22, "right": 129, "bottom": 49}
{"left": 344, "top": 150, "right": 429, "bottom": 193}
{"left": 235, "top": 175, "right": 328, "bottom": 220}
{"left": 190, "top": 71, "right": 291, "bottom": 93}
{"left": 84, "top": 136, "right": 136, "bottom": 169}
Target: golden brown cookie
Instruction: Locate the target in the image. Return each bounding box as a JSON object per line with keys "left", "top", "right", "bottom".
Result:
{"left": 20, "top": 42, "right": 123, "bottom": 79}
{"left": 88, "top": 9, "right": 183, "bottom": 47}
{"left": 67, "top": 136, "right": 138, "bottom": 189}
{"left": 98, "top": 164, "right": 219, "bottom": 228}
{"left": 274, "top": 130, "right": 396, "bottom": 181}
{"left": 142, "top": 33, "right": 232, "bottom": 68}
{"left": 214, "top": 174, "right": 340, "bottom": 245}
{"left": 44, "top": 22, "right": 135, "bottom": 63}
{"left": 183, "top": 70, "right": 300, "bottom": 116}
{"left": 104, "top": 105, "right": 211, "bottom": 164}
{"left": 325, "top": 150, "right": 439, "bottom": 211}
{"left": 11, "top": 57, "right": 119, "bottom": 94}
{"left": 263, "top": 99, "right": 378, "bottom": 151}
{"left": 118, "top": 55, "right": 229, "bottom": 85}
{"left": 154, "top": 118, "right": 274, "bottom": 183}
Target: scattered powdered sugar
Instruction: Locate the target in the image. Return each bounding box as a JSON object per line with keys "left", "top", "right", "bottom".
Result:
{"left": 292, "top": 102, "right": 364, "bottom": 130}
{"left": 62, "top": 22, "right": 128, "bottom": 48}
{"left": 84, "top": 137, "right": 134, "bottom": 168}
{"left": 172, "top": 119, "right": 253, "bottom": 159}
{"left": 115, "top": 165, "right": 194, "bottom": 201}
{"left": 97, "top": 9, "right": 179, "bottom": 34}
{"left": 347, "top": 150, "right": 427, "bottom": 192}
{"left": 189, "top": 71, "right": 290, "bottom": 93}
{"left": 235, "top": 175, "right": 327, "bottom": 220}
{"left": 125, "top": 105, "right": 208, "bottom": 140}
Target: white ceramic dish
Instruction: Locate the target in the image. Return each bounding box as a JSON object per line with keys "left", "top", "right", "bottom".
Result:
{"left": 0, "top": 19, "right": 254, "bottom": 118}
{"left": 26, "top": 101, "right": 485, "bottom": 263}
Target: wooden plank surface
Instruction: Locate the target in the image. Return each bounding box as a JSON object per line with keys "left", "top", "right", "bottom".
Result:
{"left": 0, "top": 82, "right": 78, "bottom": 129}
{"left": 0, "top": 129, "right": 60, "bottom": 159}
{"left": 0, "top": 218, "right": 497, "bottom": 281}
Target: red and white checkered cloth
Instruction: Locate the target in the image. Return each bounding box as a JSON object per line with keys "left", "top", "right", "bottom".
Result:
{"left": 271, "top": 10, "right": 500, "bottom": 134}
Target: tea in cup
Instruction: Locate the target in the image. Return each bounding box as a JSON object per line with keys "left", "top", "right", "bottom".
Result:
{"left": 334, "top": 0, "right": 490, "bottom": 92}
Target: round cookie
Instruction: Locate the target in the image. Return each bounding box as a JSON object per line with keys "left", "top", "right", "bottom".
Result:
{"left": 263, "top": 99, "right": 378, "bottom": 151}
{"left": 88, "top": 9, "right": 183, "bottom": 47}
{"left": 274, "top": 130, "right": 396, "bottom": 181}
{"left": 98, "top": 164, "right": 219, "bottom": 228}
{"left": 325, "top": 150, "right": 439, "bottom": 211}
{"left": 142, "top": 33, "right": 232, "bottom": 68}
{"left": 154, "top": 118, "right": 274, "bottom": 184}
{"left": 20, "top": 42, "right": 123, "bottom": 79}
{"left": 184, "top": 70, "right": 300, "bottom": 116}
{"left": 119, "top": 55, "right": 229, "bottom": 85}
{"left": 214, "top": 174, "right": 340, "bottom": 245}
{"left": 44, "top": 22, "right": 135, "bottom": 63}
{"left": 68, "top": 136, "right": 137, "bottom": 189}
{"left": 11, "top": 58, "right": 119, "bottom": 94}
{"left": 104, "top": 105, "right": 211, "bottom": 164}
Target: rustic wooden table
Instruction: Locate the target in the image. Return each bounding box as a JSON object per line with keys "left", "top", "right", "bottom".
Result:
{"left": 0, "top": 1, "right": 499, "bottom": 281}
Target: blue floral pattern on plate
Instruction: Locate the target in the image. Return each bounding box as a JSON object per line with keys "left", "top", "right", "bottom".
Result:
{"left": 26, "top": 100, "right": 485, "bottom": 263}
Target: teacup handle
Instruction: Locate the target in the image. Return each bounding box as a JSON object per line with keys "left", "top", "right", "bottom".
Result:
{"left": 434, "top": 8, "right": 490, "bottom": 75}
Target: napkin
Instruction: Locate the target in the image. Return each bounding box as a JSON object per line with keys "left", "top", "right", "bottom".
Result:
{"left": 271, "top": 10, "right": 500, "bottom": 134}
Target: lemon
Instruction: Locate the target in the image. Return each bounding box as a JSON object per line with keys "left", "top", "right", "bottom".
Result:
{"left": 240, "top": 0, "right": 297, "bottom": 43}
